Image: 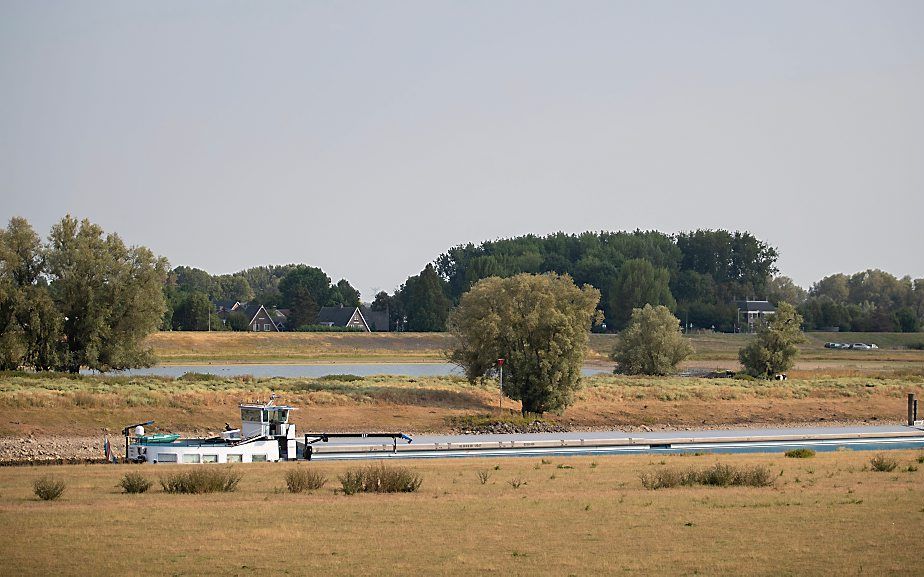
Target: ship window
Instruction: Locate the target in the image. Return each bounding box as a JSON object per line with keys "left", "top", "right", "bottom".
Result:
{"left": 182, "top": 454, "right": 201, "bottom": 464}
{"left": 156, "top": 453, "right": 177, "bottom": 463}
{"left": 202, "top": 454, "right": 218, "bottom": 463}
{"left": 241, "top": 408, "right": 262, "bottom": 422}
{"left": 251, "top": 454, "right": 267, "bottom": 462}
{"left": 226, "top": 454, "right": 242, "bottom": 463}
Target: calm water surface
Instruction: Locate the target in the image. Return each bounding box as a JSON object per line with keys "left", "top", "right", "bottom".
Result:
{"left": 90, "top": 363, "right": 608, "bottom": 378}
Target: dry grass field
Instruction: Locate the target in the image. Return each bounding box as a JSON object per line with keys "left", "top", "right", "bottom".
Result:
{"left": 1, "top": 372, "right": 921, "bottom": 438}
{"left": 0, "top": 450, "right": 921, "bottom": 576}
{"left": 144, "top": 331, "right": 924, "bottom": 374}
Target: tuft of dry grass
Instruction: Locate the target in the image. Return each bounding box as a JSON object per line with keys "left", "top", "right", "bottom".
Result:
{"left": 32, "top": 476, "right": 66, "bottom": 501}
{"left": 284, "top": 468, "right": 327, "bottom": 493}
{"left": 160, "top": 467, "right": 242, "bottom": 494}
{"left": 338, "top": 464, "right": 422, "bottom": 495}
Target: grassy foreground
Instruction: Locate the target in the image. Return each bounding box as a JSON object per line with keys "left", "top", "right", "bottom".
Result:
{"left": 0, "top": 450, "right": 921, "bottom": 576}
{"left": 1, "top": 371, "right": 922, "bottom": 438}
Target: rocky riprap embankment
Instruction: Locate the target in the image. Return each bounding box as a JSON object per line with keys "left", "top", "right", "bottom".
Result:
{"left": 454, "top": 420, "right": 570, "bottom": 435}
{"left": 0, "top": 435, "right": 111, "bottom": 464}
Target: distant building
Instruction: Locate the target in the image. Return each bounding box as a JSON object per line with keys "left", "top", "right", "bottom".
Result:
{"left": 360, "top": 306, "right": 390, "bottom": 332}
{"left": 734, "top": 300, "right": 776, "bottom": 333}
{"left": 217, "top": 301, "right": 287, "bottom": 332}
{"left": 315, "top": 305, "right": 371, "bottom": 332}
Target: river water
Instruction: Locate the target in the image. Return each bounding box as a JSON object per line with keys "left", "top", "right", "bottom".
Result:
{"left": 88, "top": 363, "right": 610, "bottom": 378}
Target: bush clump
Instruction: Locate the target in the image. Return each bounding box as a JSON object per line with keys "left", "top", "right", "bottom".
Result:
{"left": 785, "top": 448, "right": 816, "bottom": 459}
{"left": 318, "top": 374, "right": 364, "bottom": 382}
{"left": 869, "top": 454, "right": 898, "bottom": 472}
{"left": 33, "top": 476, "right": 66, "bottom": 501}
{"left": 640, "top": 463, "right": 774, "bottom": 490}
{"left": 119, "top": 472, "right": 153, "bottom": 494}
{"left": 177, "top": 372, "right": 222, "bottom": 382}
{"left": 160, "top": 468, "right": 242, "bottom": 494}
{"left": 284, "top": 468, "right": 327, "bottom": 493}
{"left": 338, "top": 464, "right": 422, "bottom": 495}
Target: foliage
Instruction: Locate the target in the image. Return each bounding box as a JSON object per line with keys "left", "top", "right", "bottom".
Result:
{"left": 447, "top": 273, "right": 601, "bottom": 414}
{"left": 333, "top": 279, "right": 361, "bottom": 307}
{"left": 800, "top": 270, "right": 924, "bottom": 332}
{"left": 284, "top": 468, "right": 327, "bottom": 493}
{"left": 869, "top": 454, "right": 898, "bottom": 472}
{"left": 225, "top": 311, "right": 250, "bottom": 331}
{"left": 766, "top": 276, "right": 808, "bottom": 306}
{"left": 611, "top": 305, "right": 692, "bottom": 375}
{"left": 640, "top": 463, "right": 774, "bottom": 489}
{"left": 738, "top": 302, "right": 806, "bottom": 377}
{"left": 119, "top": 472, "right": 153, "bottom": 494}
{"left": 785, "top": 448, "right": 816, "bottom": 459}
{"left": 279, "top": 265, "right": 334, "bottom": 321}
{"left": 33, "top": 476, "right": 66, "bottom": 500}
{"left": 171, "top": 291, "right": 212, "bottom": 331}
{"left": 399, "top": 264, "right": 452, "bottom": 331}
{"left": 608, "top": 259, "right": 676, "bottom": 329}
{"left": 338, "top": 464, "right": 422, "bottom": 494}
{"left": 1, "top": 216, "right": 167, "bottom": 373}
{"left": 160, "top": 468, "right": 242, "bottom": 494}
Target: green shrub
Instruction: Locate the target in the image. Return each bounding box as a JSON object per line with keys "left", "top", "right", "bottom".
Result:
{"left": 160, "top": 468, "right": 242, "bottom": 494}
{"left": 869, "top": 454, "right": 898, "bottom": 472}
{"left": 785, "top": 448, "right": 816, "bottom": 459}
{"left": 284, "top": 468, "right": 327, "bottom": 493}
{"left": 177, "top": 372, "right": 222, "bottom": 382}
{"left": 119, "top": 472, "right": 153, "bottom": 494}
{"left": 33, "top": 476, "right": 66, "bottom": 501}
{"left": 318, "top": 374, "right": 364, "bottom": 382}
{"left": 338, "top": 464, "right": 422, "bottom": 495}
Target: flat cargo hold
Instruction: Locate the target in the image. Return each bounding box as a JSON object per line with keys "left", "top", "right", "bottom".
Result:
{"left": 303, "top": 425, "right": 924, "bottom": 461}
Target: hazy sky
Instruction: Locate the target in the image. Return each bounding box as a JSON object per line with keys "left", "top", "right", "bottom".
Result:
{"left": 2, "top": 1, "right": 922, "bottom": 299}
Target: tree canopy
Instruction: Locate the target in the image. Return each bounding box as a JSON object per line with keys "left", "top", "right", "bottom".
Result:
{"left": 738, "top": 302, "right": 805, "bottom": 378}
{"left": 611, "top": 305, "right": 693, "bottom": 375}
{"left": 447, "top": 273, "right": 601, "bottom": 414}
{"left": 1, "top": 216, "right": 168, "bottom": 372}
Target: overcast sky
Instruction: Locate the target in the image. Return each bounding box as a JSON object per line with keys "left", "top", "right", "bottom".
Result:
{"left": 1, "top": 1, "right": 922, "bottom": 299}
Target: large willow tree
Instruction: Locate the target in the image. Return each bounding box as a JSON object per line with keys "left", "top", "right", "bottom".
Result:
{"left": 0, "top": 215, "right": 168, "bottom": 373}
{"left": 447, "top": 273, "right": 601, "bottom": 414}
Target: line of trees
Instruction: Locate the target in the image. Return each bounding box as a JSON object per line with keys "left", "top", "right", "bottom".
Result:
{"left": 164, "top": 264, "right": 361, "bottom": 331}
{"left": 798, "top": 270, "right": 924, "bottom": 333}
{"left": 378, "top": 230, "right": 923, "bottom": 333}
{"left": 378, "top": 230, "right": 779, "bottom": 332}
{"left": 0, "top": 216, "right": 168, "bottom": 372}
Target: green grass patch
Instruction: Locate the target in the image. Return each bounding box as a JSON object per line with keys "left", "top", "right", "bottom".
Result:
{"left": 785, "top": 448, "right": 816, "bottom": 459}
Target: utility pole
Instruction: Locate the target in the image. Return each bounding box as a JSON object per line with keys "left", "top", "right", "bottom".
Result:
{"left": 497, "top": 358, "right": 505, "bottom": 413}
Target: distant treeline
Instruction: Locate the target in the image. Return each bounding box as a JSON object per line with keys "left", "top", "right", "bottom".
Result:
{"left": 374, "top": 230, "right": 923, "bottom": 333}
{"left": 164, "top": 264, "right": 361, "bottom": 331}
{"left": 800, "top": 271, "right": 923, "bottom": 332}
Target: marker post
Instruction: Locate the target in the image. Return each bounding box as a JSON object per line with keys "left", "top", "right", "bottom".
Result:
{"left": 498, "top": 358, "right": 505, "bottom": 413}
